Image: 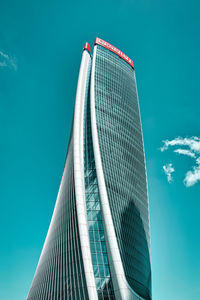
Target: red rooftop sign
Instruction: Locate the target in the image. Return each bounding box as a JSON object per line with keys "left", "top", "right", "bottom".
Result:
{"left": 94, "top": 37, "right": 134, "bottom": 69}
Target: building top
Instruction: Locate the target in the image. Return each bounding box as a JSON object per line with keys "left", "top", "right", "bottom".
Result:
{"left": 94, "top": 37, "right": 134, "bottom": 69}
{"left": 84, "top": 42, "right": 91, "bottom": 53}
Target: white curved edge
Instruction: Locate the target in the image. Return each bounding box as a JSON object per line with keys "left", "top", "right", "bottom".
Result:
{"left": 90, "top": 45, "right": 146, "bottom": 300}
{"left": 73, "top": 49, "right": 98, "bottom": 300}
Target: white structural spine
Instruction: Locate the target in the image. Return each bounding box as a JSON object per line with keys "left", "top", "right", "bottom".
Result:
{"left": 73, "top": 49, "right": 98, "bottom": 300}
{"left": 90, "top": 45, "right": 145, "bottom": 300}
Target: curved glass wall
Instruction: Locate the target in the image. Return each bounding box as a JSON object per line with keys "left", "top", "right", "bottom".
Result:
{"left": 27, "top": 134, "right": 89, "bottom": 300}
{"left": 83, "top": 61, "right": 115, "bottom": 300}
{"left": 94, "top": 45, "right": 152, "bottom": 300}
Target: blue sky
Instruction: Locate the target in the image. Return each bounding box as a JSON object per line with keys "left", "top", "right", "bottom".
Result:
{"left": 0, "top": 0, "right": 200, "bottom": 299}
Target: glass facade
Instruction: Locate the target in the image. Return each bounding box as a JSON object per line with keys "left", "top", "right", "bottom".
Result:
{"left": 27, "top": 135, "right": 89, "bottom": 300}
{"left": 83, "top": 63, "right": 115, "bottom": 299}
{"left": 28, "top": 39, "right": 152, "bottom": 300}
{"left": 94, "top": 45, "right": 151, "bottom": 300}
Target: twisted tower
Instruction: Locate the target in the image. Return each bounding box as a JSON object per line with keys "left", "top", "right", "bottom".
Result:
{"left": 28, "top": 38, "right": 152, "bottom": 300}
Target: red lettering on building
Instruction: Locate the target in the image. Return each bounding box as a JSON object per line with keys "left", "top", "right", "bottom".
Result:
{"left": 94, "top": 38, "right": 134, "bottom": 69}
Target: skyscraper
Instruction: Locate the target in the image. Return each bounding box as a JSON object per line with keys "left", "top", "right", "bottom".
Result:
{"left": 28, "top": 38, "right": 152, "bottom": 300}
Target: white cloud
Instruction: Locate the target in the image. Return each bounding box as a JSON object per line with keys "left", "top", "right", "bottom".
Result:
{"left": 161, "top": 137, "right": 200, "bottom": 154}
{"left": 174, "top": 149, "right": 196, "bottom": 158}
{"left": 160, "top": 136, "right": 200, "bottom": 187}
{"left": 0, "top": 50, "right": 17, "bottom": 70}
{"left": 0, "top": 51, "right": 9, "bottom": 60}
{"left": 184, "top": 165, "right": 200, "bottom": 187}
{"left": 163, "top": 163, "right": 175, "bottom": 183}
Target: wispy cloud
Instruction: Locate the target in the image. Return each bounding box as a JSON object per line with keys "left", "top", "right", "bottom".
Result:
{"left": 160, "top": 136, "right": 200, "bottom": 187}
{"left": 174, "top": 149, "right": 196, "bottom": 158}
{"left": 0, "top": 51, "right": 17, "bottom": 70}
{"left": 161, "top": 136, "right": 200, "bottom": 153}
{"left": 163, "top": 163, "right": 175, "bottom": 183}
